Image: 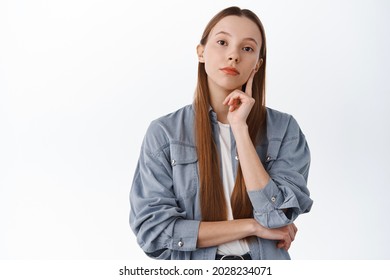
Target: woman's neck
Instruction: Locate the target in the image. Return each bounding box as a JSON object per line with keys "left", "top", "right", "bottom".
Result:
{"left": 208, "top": 84, "right": 234, "bottom": 124}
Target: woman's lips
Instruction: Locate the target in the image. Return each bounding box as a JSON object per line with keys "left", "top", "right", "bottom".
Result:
{"left": 220, "top": 67, "right": 240, "bottom": 76}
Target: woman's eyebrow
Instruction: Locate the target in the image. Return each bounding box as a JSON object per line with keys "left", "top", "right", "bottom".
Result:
{"left": 215, "top": 31, "right": 258, "bottom": 46}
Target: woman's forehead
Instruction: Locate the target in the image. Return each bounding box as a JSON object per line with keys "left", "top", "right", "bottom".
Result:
{"left": 210, "top": 15, "right": 262, "bottom": 43}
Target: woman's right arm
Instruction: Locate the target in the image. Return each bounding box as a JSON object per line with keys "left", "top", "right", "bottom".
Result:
{"left": 130, "top": 121, "right": 201, "bottom": 259}
{"left": 198, "top": 219, "right": 297, "bottom": 251}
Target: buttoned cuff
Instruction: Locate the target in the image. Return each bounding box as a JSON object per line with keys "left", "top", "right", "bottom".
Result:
{"left": 172, "top": 219, "right": 200, "bottom": 251}
{"left": 248, "top": 179, "right": 293, "bottom": 228}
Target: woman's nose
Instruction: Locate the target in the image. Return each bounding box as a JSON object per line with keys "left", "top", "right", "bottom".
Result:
{"left": 228, "top": 49, "right": 239, "bottom": 63}
{"left": 228, "top": 56, "right": 239, "bottom": 62}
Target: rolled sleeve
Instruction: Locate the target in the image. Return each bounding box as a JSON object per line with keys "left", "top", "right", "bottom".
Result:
{"left": 172, "top": 219, "right": 200, "bottom": 251}
{"left": 248, "top": 179, "right": 301, "bottom": 228}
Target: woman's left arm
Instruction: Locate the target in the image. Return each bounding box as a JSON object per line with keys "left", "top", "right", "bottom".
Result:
{"left": 224, "top": 71, "right": 313, "bottom": 229}
{"left": 232, "top": 116, "right": 313, "bottom": 229}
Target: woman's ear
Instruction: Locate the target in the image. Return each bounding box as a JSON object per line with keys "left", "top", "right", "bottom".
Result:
{"left": 255, "top": 58, "right": 264, "bottom": 72}
{"left": 197, "top": 44, "right": 205, "bottom": 63}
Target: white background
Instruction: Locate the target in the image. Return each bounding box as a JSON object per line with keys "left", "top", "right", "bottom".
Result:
{"left": 1, "top": 0, "right": 389, "bottom": 260}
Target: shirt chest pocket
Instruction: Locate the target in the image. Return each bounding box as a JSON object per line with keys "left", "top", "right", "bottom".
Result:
{"left": 170, "top": 144, "right": 199, "bottom": 199}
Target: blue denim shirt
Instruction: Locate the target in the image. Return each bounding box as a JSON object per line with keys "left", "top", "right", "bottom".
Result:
{"left": 129, "top": 104, "right": 313, "bottom": 260}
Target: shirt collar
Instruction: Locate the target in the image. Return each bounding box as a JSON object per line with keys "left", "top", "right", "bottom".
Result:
{"left": 191, "top": 102, "right": 218, "bottom": 124}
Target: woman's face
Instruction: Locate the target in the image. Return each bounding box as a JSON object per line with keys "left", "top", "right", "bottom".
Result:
{"left": 198, "top": 15, "right": 263, "bottom": 93}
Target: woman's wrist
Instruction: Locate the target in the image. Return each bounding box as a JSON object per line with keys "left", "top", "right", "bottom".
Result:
{"left": 230, "top": 123, "right": 249, "bottom": 136}
{"left": 247, "top": 218, "right": 260, "bottom": 236}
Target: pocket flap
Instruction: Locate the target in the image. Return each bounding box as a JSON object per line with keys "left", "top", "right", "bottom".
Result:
{"left": 170, "top": 144, "right": 198, "bottom": 165}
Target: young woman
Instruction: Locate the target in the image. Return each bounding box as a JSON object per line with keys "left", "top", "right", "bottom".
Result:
{"left": 129, "top": 6, "right": 313, "bottom": 260}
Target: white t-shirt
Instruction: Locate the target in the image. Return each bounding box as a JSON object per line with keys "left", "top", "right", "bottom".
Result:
{"left": 217, "top": 122, "right": 250, "bottom": 256}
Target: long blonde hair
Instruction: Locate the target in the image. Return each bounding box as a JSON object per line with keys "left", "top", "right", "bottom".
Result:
{"left": 194, "top": 6, "right": 267, "bottom": 221}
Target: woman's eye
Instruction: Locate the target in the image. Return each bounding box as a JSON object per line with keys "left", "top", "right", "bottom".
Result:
{"left": 243, "top": 46, "right": 254, "bottom": 52}
{"left": 217, "top": 40, "right": 227, "bottom": 46}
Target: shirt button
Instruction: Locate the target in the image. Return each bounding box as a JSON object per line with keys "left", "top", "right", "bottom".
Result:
{"left": 171, "top": 159, "right": 176, "bottom": 166}
{"left": 178, "top": 240, "right": 184, "bottom": 247}
{"left": 235, "top": 155, "right": 239, "bottom": 161}
{"left": 266, "top": 156, "right": 271, "bottom": 162}
{"left": 271, "top": 196, "right": 276, "bottom": 203}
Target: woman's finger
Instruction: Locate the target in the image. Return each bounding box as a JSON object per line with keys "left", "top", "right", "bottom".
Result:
{"left": 288, "top": 225, "right": 295, "bottom": 241}
{"left": 245, "top": 69, "right": 256, "bottom": 97}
